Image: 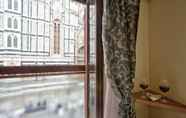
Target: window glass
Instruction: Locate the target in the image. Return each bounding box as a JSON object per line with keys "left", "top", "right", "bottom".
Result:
{"left": 0, "top": 32, "right": 3, "bottom": 47}
{"left": 38, "top": 1, "right": 44, "bottom": 19}
{"left": 38, "top": 36, "right": 44, "bottom": 52}
{"left": 32, "top": 0, "right": 37, "bottom": 18}
{"left": 0, "top": 15, "right": 3, "bottom": 28}
{"left": 13, "top": 19, "right": 18, "bottom": 29}
{"left": 7, "top": 17, "right": 12, "bottom": 28}
{"left": 13, "top": 36, "right": 17, "bottom": 48}
{"left": 0, "top": 74, "right": 84, "bottom": 118}
{"left": 45, "top": 5, "right": 50, "bottom": 21}
{"left": 31, "top": 36, "right": 37, "bottom": 52}
{"left": 7, "top": 35, "right": 12, "bottom": 47}
{"left": 31, "top": 20, "right": 37, "bottom": 35}
{"left": 0, "top": 0, "right": 3, "bottom": 9}
{"left": 8, "top": 0, "right": 12, "bottom": 9}
{"left": 44, "top": 37, "right": 50, "bottom": 52}
{"left": 23, "top": 0, "right": 28, "bottom": 16}
{"left": 22, "top": 35, "right": 29, "bottom": 51}
{"left": 38, "top": 21, "right": 44, "bottom": 35}
{"left": 45, "top": 23, "right": 50, "bottom": 36}
{"left": 0, "top": 0, "right": 85, "bottom": 65}
{"left": 14, "top": 0, "right": 18, "bottom": 10}
{"left": 22, "top": 18, "right": 28, "bottom": 33}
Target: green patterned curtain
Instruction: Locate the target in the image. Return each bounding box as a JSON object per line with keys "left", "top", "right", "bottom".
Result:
{"left": 103, "top": 0, "right": 140, "bottom": 118}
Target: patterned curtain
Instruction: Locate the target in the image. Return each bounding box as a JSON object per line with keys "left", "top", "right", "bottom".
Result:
{"left": 103, "top": 0, "right": 140, "bottom": 118}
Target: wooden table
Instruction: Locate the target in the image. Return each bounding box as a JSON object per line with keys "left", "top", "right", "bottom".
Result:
{"left": 134, "top": 90, "right": 186, "bottom": 113}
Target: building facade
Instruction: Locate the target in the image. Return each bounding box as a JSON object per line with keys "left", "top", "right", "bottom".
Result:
{"left": 0, "top": 0, "right": 87, "bottom": 66}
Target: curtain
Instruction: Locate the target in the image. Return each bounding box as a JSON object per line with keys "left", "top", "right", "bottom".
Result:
{"left": 103, "top": 0, "right": 140, "bottom": 118}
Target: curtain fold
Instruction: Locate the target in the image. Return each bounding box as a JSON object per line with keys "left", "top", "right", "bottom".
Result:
{"left": 103, "top": 0, "right": 140, "bottom": 118}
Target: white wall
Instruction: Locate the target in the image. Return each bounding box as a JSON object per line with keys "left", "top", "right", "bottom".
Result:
{"left": 135, "top": 0, "right": 150, "bottom": 118}
{"left": 149, "top": 0, "right": 186, "bottom": 117}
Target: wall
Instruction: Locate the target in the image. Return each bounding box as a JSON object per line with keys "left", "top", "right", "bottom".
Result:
{"left": 134, "top": 0, "right": 149, "bottom": 118}
{"left": 149, "top": 0, "right": 186, "bottom": 117}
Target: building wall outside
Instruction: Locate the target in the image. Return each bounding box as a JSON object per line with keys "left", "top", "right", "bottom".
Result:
{"left": 0, "top": 0, "right": 90, "bottom": 66}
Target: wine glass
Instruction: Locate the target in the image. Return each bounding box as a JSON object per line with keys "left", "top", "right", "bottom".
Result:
{"left": 139, "top": 79, "right": 149, "bottom": 98}
{"left": 159, "top": 79, "right": 170, "bottom": 102}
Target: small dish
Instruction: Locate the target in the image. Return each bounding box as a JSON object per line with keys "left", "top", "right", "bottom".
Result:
{"left": 146, "top": 92, "right": 162, "bottom": 101}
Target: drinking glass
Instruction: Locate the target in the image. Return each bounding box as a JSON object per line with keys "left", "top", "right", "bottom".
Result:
{"left": 159, "top": 79, "right": 170, "bottom": 102}
{"left": 139, "top": 79, "right": 149, "bottom": 98}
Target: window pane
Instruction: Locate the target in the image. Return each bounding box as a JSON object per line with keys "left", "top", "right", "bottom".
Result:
{"left": 38, "top": 1, "right": 44, "bottom": 20}
{"left": 7, "top": 17, "right": 12, "bottom": 28}
{"left": 38, "top": 21, "right": 44, "bottom": 35}
{"left": 22, "top": 35, "right": 29, "bottom": 51}
{"left": 14, "top": 0, "right": 18, "bottom": 10}
{"left": 13, "top": 36, "right": 18, "bottom": 48}
{"left": 0, "top": 74, "right": 84, "bottom": 118}
{"left": 14, "top": 19, "right": 18, "bottom": 29}
{"left": 0, "top": 0, "right": 85, "bottom": 66}
{"left": 44, "top": 37, "right": 50, "bottom": 52}
{"left": 23, "top": 0, "right": 28, "bottom": 16}
{"left": 8, "top": 0, "right": 12, "bottom": 9}
{"left": 38, "top": 36, "right": 44, "bottom": 52}
{"left": 31, "top": 20, "right": 37, "bottom": 35}
{"left": 0, "top": 32, "right": 3, "bottom": 48}
{"left": 31, "top": 36, "right": 37, "bottom": 52}
{"left": 22, "top": 18, "right": 28, "bottom": 33}
{"left": 7, "top": 35, "right": 12, "bottom": 48}
{"left": 0, "top": 14, "right": 3, "bottom": 29}
{"left": 0, "top": 0, "right": 4, "bottom": 9}
{"left": 32, "top": 0, "right": 37, "bottom": 18}
{"left": 45, "top": 5, "right": 50, "bottom": 21}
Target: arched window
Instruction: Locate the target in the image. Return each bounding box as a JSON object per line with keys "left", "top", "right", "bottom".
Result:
{"left": 13, "top": 36, "right": 17, "bottom": 48}
{"left": 8, "top": 17, "right": 12, "bottom": 28}
{"left": 14, "top": 19, "right": 18, "bottom": 29}
{"left": 7, "top": 35, "right": 12, "bottom": 47}
{"left": 14, "top": 0, "right": 18, "bottom": 10}
{"left": 8, "top": 0, "right": 12, "bottom": 9}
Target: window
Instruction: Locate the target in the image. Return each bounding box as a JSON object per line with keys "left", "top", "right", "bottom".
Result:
{"left": 23, "top": 18, "right": 28, "bottom": 33}
{"left": 22, "top": 35, "right": 29, "bottom": 51}
{"left": 0, "top": 32, "right": 3, "bottom": 47}
{"left": 0, "top": 0, "right": 3, "bottom": 9}
{"left": 32, "top": 0, "right": 37, "bottom": 18}
{"left": 45, "top": 23, "right": 50, "bottom": 36}
{"left": 38, "top": 21, "right": 44, "bottom": 35}
{"left": 0, "top": 15, "right": 3, "bottom": 28}
{"left": 44, "top": 38, "right": 50, "bottom": 52}
{"left": 13, "top": 19, "right": 18, "bottom": 29}
{"left": 23, "top": 0, "right": 28, "bottom": 16}
{"left": 38, "top": 36, "right": 44, "bottom": 52}
{"left": 14, "top": 0, "right": 18, "bottom": 10}
{"left": 45, "top": 5, "right": 50, "bottom": 21}
{"left": 7, "top": 17, "right": 12, "bottom": 28}
{"left": 7, "top": 35, "right": 12, "bottom": 47}
{"left": 0, "top": 0, "right": 103, "bottom": 118}
{"left": 30, "top": 36, "right": 37, "bottom": 52}
{"left": 54, "top": 21, "right": 60, "bottom": 54}
{"left": 38, "top": 1, "right": 44, "bottom": 19}
{"left": 13, "top": 36, "right": 17, "bottom": 48}
{"left": 8, "top": 0, "right": 12, "bottom": 9}
{"left": 31, "top": 20, "right": 37, "bottom": 34}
